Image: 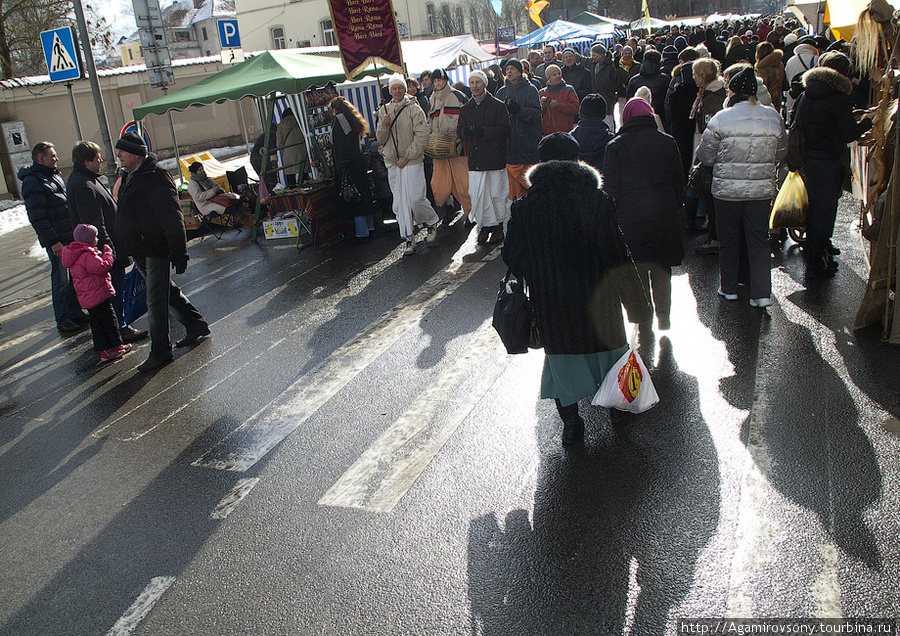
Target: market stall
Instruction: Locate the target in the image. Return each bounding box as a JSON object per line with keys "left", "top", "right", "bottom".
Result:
{"left": 511, "top": 19, "right": 625, "bottom": 53}
{"left": 133, "top": 50, "right": 392, "bottom": 243}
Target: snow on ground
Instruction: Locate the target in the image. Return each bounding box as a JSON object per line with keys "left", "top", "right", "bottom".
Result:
{"left": 0, "top": 201, "right": 29, "bottom": 237}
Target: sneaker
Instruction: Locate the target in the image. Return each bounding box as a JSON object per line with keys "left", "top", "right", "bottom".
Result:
{"left": 100, "top": 347, "right": 124, "bottom": 363}
{"left": 57, "top": 320, "right": 82, "bottom": 333}
{"left": 749, "top": 297, "right": 773, "bottom": 308}
{"left": 717, "top": 287, "right": 738, "bottom": 301}
{"left": 696, "top": 239, "right": 719, "bottom": 255}
{"left": 402, "top": 239, "right": 415, "bottom": 255}
{"left": 425, "top": 225, "right": 437, "bottom": 244}
{"left": 120, "top": 326, "right": 149, "bottom": 343}
{"left": 118, "top": 343, "right": 133, "bottom": 355}
{"left": 175, "top": 323, "right": 211, "bottom": 348}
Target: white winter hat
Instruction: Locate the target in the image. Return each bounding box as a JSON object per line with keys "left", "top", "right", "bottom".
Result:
{"left": 469, "top": 70, "right": 489, "bottom": 85}
{"left": 388, "top": 75, "right": 406, "bottom": 89}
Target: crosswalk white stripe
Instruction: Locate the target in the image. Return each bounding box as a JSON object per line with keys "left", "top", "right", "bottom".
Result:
{"left": 210, "top": 478, "right": 260, "bottom": 519}
{"left": 319, "top": 323, "right": 507, "bottom": 513}
{"left": 193, "top": 251, "right": 500, "bottom": 472}
{"left": 105, "top": 575, "right": 175, "bottom": 636}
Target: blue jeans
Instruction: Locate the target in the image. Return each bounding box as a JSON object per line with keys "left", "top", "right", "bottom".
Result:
{"left": 354, "top": 214, "right": 374, "bottom": 237}
{"left": 46, "top": 248, "right": 81, "bottom": 324}
{"left": 134, "top": 256, "right": 206, "bottom": 357}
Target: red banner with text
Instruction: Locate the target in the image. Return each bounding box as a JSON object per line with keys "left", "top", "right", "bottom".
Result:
{"left": 328, "top": 0, "right": 404, "bottom": 79}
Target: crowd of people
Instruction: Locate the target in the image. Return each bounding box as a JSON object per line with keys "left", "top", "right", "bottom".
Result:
{"left": 17, "top": 13, "right": 876, "bottom": 442}
{"left": 340, "top": 13, "right": 873, "bottom": 443}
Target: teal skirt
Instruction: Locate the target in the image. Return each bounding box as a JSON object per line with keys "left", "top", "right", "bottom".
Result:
{"left": 540, "top": 346, "right": 629, "bottom": 407}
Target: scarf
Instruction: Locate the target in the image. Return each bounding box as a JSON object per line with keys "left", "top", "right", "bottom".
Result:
{"left": 190, "top": 172, "right": 218, "bottom": 192}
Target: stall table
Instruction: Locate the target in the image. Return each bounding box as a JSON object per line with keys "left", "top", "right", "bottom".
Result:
{"left": 265, "top": 182, "right": 350, "bottom": 250}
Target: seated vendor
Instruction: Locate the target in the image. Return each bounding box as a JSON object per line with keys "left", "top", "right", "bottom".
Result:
{"left": 188, "top": 162, "right": 242, "bottom": 218}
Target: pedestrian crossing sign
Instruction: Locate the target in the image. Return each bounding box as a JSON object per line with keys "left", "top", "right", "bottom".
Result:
{"left": 40, "top": 26, "right": 83, "bottom": 83}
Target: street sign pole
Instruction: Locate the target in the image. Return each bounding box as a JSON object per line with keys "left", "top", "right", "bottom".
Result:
{"left": 72, "top": 0, "right": 116, "bottom": 178}
{"left": 66, "top": 82, "right": 83, "bottom": 139}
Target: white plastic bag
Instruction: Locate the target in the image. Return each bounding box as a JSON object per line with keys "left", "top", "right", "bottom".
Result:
{"left": 592, "top": 325, "right": 659, "bottom": 413}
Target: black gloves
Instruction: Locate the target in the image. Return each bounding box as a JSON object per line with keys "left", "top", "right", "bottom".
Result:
{"left": 505, "top": 98, "right": 520, "bottom": 115}
{"left": 171, "top": 253, "right": 189, "bottom": 275}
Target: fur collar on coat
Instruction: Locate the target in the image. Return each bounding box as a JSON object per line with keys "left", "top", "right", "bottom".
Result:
{"left": 802, "top": 66, "right": 852, "bottom": 96}
{"left": 525, "top": 158, "right": 602, "bottom": 190}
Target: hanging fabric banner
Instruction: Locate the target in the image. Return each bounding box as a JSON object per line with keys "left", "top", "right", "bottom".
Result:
{"left": 328, "top": 0, "right": 405, "bottom": 78}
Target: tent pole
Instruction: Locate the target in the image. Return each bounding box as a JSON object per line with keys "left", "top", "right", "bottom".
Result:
{"left": 290, "top": 91, "right": 315, "bottom": 181}
{"left": 162, "top": 87, "right": 183, "bottom": 185}
{"left": 240, "top": 100, "right": 251, "bottom": 155}
{"left": 251, "top": 95, "right": 276, "bottom": 242}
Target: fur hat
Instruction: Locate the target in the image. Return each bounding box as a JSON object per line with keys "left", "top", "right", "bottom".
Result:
{"left": 538, "top": 132, "right": 580, "bottom": 161}
{"left": 469, "top": 70, "right": 489, "bottom": 85}
{"left": 115, "top": 132, "right": 147, "bottom": 157}
{"left": 643, "top": 49, "right": 661, "bottom": 64}
{"left": 579, "top": 94, "right": 608, "bottom": 119}
{"left": 502, "top": 58, "right": 523, "bottom": 75}
{"left": 431, "top": 68, "right": 450, "bottom": 81}
{"left": 73, "top": 223, "right": 98, "bottom": 244}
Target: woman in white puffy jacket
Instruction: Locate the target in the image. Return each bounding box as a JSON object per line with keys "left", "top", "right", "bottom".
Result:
{"left": 696, "top": 67, "right": 786, "bottom": 308}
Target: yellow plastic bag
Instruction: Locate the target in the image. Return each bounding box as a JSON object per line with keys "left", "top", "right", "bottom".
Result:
{"left": 770, "top": 170, "right": 809, "bottom": 229}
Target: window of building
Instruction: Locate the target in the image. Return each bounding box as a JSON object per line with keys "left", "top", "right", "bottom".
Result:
{"left": 321, "top": 19, "right": 336, "bottom": 46}
{"left": 271, "top": 26, "right": 286, "bottom": 49}
{"left": 455, "top": 7, "right": 464, "bottom": 34}
{"left": 128, "top": 49, "right": 133, "bottom": 60}
{"left": 426, "top": 3, "right": 435, "bottom": 34}
{"left": 174, "top": 30, "right": 192, "bottom": 42}
{"left": 202, "top": 26, "right": 208, "bottom": 40}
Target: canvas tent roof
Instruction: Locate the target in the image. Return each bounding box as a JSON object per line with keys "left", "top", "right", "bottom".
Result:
{"left": 401, "top": 35, "right": 495, "bottom": 75}
{"left": 630, "top": 16, "right": 673, "bottom": 30}
{"left": 570, "top": 11, "right": 631, "bottom": 27}
{"left": 511, "top": 19, "right": 623, "bottom": 47}
{"left": 133, "top": 50, "right": 387, "bottom": 120}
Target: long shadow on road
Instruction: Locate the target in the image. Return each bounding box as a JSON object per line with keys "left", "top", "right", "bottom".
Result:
{"left": 467, "top": 337, "right": 720, "bottom": 635}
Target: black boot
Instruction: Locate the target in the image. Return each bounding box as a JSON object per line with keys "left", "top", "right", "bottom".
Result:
{"left": 555, "top": 399, "right": 584, "bottom": 445}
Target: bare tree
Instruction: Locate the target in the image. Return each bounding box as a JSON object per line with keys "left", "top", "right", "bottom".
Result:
{"left": 0, "top": 0, "right": 113, "bottom": 79}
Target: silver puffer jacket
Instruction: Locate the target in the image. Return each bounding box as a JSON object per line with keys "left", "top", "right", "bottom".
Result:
{"left": 696, "top": 101, "right": 787, "bottom": 201}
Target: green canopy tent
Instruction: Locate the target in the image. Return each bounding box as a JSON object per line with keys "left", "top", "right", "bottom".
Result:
{"left": 132, "top": 50, "right": 389, "bottom": 240}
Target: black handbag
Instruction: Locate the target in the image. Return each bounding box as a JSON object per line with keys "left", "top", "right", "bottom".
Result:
{"left": 492, "top": 269, "right": 541, "bottom": 354}
{"left": 786, "top": 95, "right": 806, "bottom": 172}
{"left": 340, "top": 171, "right": 361, "bottom": 203}
{"left": 688, "top": 162, "right": 713, "bottom": 193}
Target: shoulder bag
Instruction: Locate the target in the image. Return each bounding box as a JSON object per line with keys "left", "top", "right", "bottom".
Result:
{"left": 492, "top": 269, "right": 541, "bottom": 354}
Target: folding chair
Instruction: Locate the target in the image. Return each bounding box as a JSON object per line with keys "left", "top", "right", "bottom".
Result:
{"left": 196, "top": 201, "right": 242, "bottom": 239}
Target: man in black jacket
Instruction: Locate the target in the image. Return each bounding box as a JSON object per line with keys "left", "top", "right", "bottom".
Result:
{"left": 459, "top": 70, "right": 511, "bottom": 245}
{"left": 18, "top": 141, "right": 87, "bottom": 333}
{"left": 67, "top": 141, "right": 148, "bottom": 343}
{"left": 114, "top": 132, "right": 209, "bottom": 372}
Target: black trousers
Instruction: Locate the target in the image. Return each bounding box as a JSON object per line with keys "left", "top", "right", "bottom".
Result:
{"left": 87, "top": 299, "right": 123, "bottom": 352}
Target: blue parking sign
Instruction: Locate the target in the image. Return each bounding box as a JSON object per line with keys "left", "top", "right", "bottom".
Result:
{"left": 218, "top": 20, "right": 241, "bottom": 49}
{"left": 40, "top": 27, "right": 82, "bottom": 83}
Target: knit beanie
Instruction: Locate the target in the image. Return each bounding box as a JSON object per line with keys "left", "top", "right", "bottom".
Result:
{"left": 73, "top": 223, "right": 98, "bottom": 244}
{"left": 663, "top": 45, "right": 678, "bottom": 60}
{"left": 579, "top": 94, "right": 608, "bottom": 120}
{"left": 728, "top": 66, "right": 758, "bottom": 95}
{"left": 674, "top": 36, "right": 688, "bottom": 51}
{"left": 783, "top": 33, "right": 798, "bottom": 46}
{"left": 537, "top": 132, "right": 580, "bottom": 161}
{"left": 544, "top": 64, "right": 561, "bottom": 77}
{"left": 591, "top": 43, "right": 607, "bottom": 56}
{"left": 622, "top": 96, "right": 655, "bottom": 122}
{"left": 388, "top": 75, "right": 407, "bottom": 89}
{"left": 469, "top": 70, "right": 489, "bottom": 85}
{"left": 502, "top": 58, "right": 523, "bottom": 75}
{"left": 431, "top": 68, "right": 450, "bottom": 81}
{"left": 643, "top": 49, "right": 661, "bottom": 65}
{"left": 562, "top": 47, "right": 578, "bottom": 60}
{"left": 115, "top": 132, "right": 147, "bottom": 157}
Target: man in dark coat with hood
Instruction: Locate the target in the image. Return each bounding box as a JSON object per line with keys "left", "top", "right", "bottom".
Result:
{"left": 115, "top": 132, "right": 209, "bottom": 372}
{"left": 19, "top": 141, "right": 87, "bottom": 333}
{"left": 67, "top": 140, "right": 148, "bottom": 343}
{"left": 626, "top": 49, "right": 671, "bottom": 119}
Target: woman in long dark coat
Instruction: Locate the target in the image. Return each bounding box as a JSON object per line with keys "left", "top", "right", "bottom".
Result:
{"left": 330, "top": 96, "right": 374, "bottom": 241}
{"left": 502, "top": 132, "right": 651, "bottom": 446}
{"left": 603, "top": 97, "right": 684, "bottom": 331}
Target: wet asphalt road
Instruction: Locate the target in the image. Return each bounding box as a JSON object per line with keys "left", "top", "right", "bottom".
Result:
{"left": 0, "top": 195, "right": 899, "bottom": 636}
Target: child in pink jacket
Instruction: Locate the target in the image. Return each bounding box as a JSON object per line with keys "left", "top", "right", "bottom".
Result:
{"left": 61, "top": 224, "right": 131, "bottom": 362}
